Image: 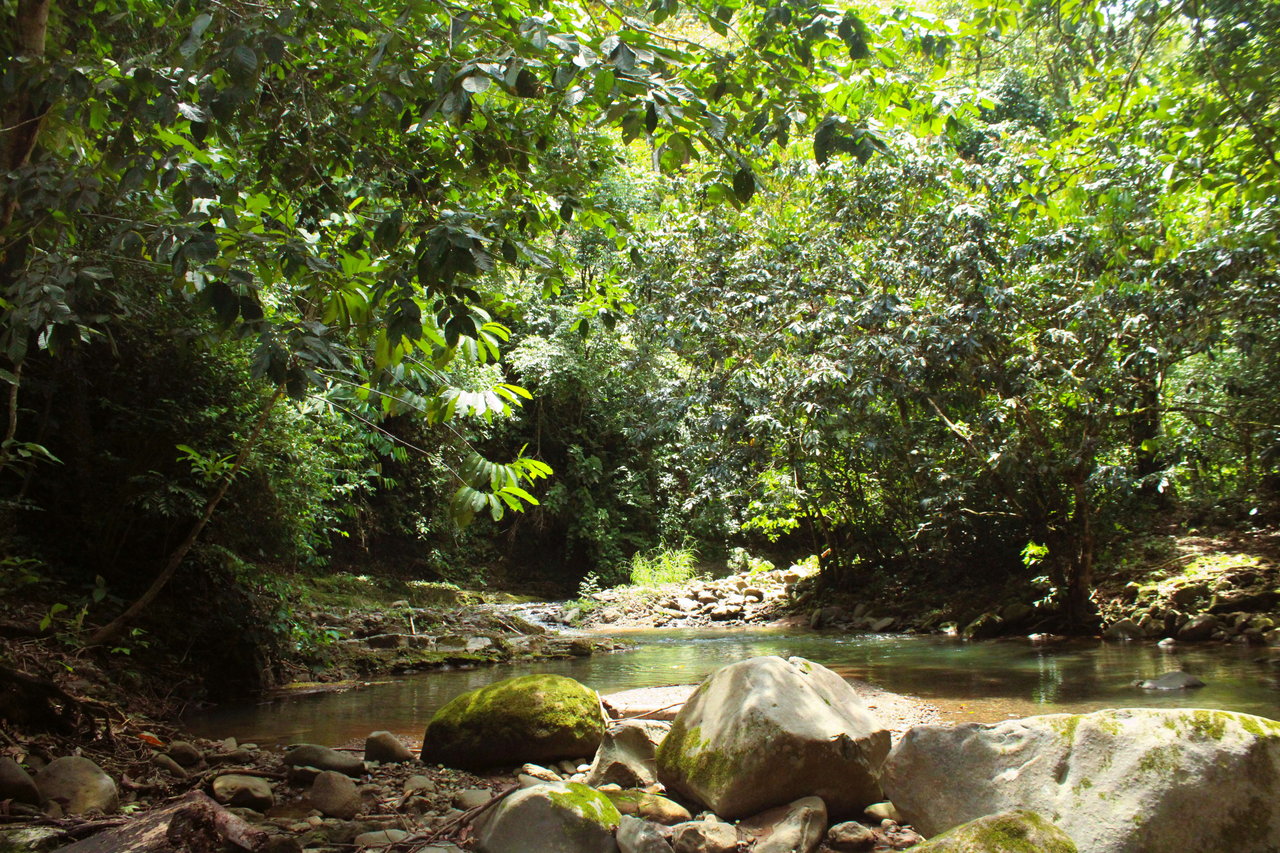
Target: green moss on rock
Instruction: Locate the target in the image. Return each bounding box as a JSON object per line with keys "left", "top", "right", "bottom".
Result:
{"left": 913, "top": 810, "right": 1078, "bottom": 853}
{"left": 546, "top": 782, "right": 622, "bottom": 828}
{"left": 421, "top": 674, "right": 605, "bottom": 770}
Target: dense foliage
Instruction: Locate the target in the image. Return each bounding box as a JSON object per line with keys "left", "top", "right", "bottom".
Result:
{"left": 2, "top": 0, "right": 1278, "bottom": 651}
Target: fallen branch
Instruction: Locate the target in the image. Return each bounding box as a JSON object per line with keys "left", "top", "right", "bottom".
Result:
{"left": 391, "top": 783, "right": 519, "bottom": 852}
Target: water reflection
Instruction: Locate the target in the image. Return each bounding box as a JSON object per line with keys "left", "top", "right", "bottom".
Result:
{"left": 185, "top": 629, "right": 1280, "bottom": 746}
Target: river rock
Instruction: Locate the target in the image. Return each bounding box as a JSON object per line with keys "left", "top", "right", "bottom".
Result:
{"left": 1136, "top": 670, "right": 1205, "bottom": 690}
{"left": 738, "top": 795, "right": 827, "bottom": 853}
{"left": 586, "top": 720, "right": 671, "bottom": 788}
{"left": 520, "top": 763, "right": 562, "bottom": 782}
{"left": 283, "top": 744, "right": 365, "bottom": 777}
{"left": 656, "top": 656, "right": 890, "bottom": 820}
{"left": 0, "top": 758, "right": 41, "bottom": 806}
{"left": 422, "top": 674, "right": 606, "bottom": 770}
{"left": 33, "top": 756, "right": 118, "bottom": 815}
{"left": 166, "top": 740, "right": 204, "bottom": 768}
{"left": 1102, "top": 619, "right": 1144, "bottom": 641}
{"left": 962, "top": 611, "right": 1004, "bottom": 639}
{"left": 602, "top": 789, "right": 691, "bottom": 824}
{"left": 354, "top": 828, "right": 409, "bottom": 846}
{"left": 473, "top": 781, "right": 620, "bottom": 853}
{"left": 907, "top": 810, "right": 1077, "bottom": 852}
{"left": 883, "top": 707, "right": 1280, "bottom": 852}
{"left": 210, "top": 773, "right": 274, "bottom": 811}
{"left": 453, "top": 788, "right": 493, "bottom": 810}
{"left": 826, "top": 821, "right": 876, "bottom": 851}
{"left": 364, "top": 731, "right": 414, "bottom": 763}
{"left": 617, "top": 814, "right": 674, "bottom": 853}
{"left": 309, "top": 770, "right": 361, "bottom": 819}
{"left": 603, "top": 685, "right": 696, "bottom": 721}
{"left": 151, "top": 753, "right": 188, "bottom": 778}
{"left": 670, "top": 817, "right": 737, "bottom": 853}
{"left": 1177, "top": 613, "right": 1221, "bottom": 642}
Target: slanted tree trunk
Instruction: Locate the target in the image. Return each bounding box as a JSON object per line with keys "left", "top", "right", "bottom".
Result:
{"left": 1, "top": 0, "right": 52, "bottom": 229}
{"left": 89, "top": 389, "right": 283, "bottom": 646}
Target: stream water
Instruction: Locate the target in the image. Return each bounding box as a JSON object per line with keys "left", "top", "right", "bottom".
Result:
{"left": 185, "top": 628, "right": 1280, "bottom": 747}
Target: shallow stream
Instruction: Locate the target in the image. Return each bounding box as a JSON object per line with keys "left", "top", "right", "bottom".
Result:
{"left": 185, "top": 629, "right": 1280, "bottom": 746}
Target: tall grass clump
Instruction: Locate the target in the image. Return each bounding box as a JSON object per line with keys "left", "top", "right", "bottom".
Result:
{"left": 629, "top": 547, "right": 699, "bottom": 587}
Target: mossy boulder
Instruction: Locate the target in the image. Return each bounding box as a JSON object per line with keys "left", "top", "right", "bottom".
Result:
{"left": 473, "top": 781, "right": 620, "bottom": 853}
{"left": 421, "top": 674, "right": 606, "bottom": 770}
{"left": 883, "top": 708, "right": 1280, "bottom": 853}
{"left": 911, "top": 811, "right": 1077, "bottom": 853}
{"left": 655, "top": 656, "right": 890, "bottom": 820}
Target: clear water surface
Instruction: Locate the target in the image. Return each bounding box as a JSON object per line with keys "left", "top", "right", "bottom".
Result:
{"left": 184, "top": 629, "right": 1280, "bottom": 747}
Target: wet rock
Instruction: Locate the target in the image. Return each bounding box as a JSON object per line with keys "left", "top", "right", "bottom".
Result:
{"left": 421, "top": 674, "right": 606, "bottom": 770}
{"left": 962, "top": 611, "right": 1004, "bottom": 639}
{"left": 907, "top": 810, "right": 1077, "bottom": 852}
{"left": 1136, "top": 670, "right": 1205, "bottom": 690}
{"left": 166, "top": 740, "right": 204, "bottom": 768}
{"left": 601, "top": 789, "right": 691, "bottom": 824}
{"left": 883, "top": 708, "right": 1280, "bottom": 852}
{"left": 211, "top": 773, "right": 274, "bottom": 811}
{"left": 737, "top": 795, "right": 827, "bottom": 853}
{"left": 826, "top": 821, "right": 876, "bottom": 852}
{"left": 473, "top": 781, "right": 621, "bottom": 853}
{"left": 670, "top": 817, "right": 737, "bottom": 853}
{"left": 657, "top": 656, "right": 890, "bottom": 820}
{"left": 33, "top": 756, "right": 118, "bottom": 815}
{"left": 1177, "top": 613, "right": 1221, "bottom": 642}
{"left": 310, "top": 770, "right": 362, "bottom": 820}
{"left": 283, "top": 744, "right": 365, "bottom": 777}
{"left": 1102, "top": 619, "right": 1144, "bottom": 641}
{"left": 617, "top": 814, "right": 674, "bottom": 853}
{"left": 0, "top": 758, "right": 41, "bottom": 805}
{"left": 364, "top": 731, "right": 414, "bottom": 763}
{"left": 586, "top": 720, "right": 671, "bottom": 788}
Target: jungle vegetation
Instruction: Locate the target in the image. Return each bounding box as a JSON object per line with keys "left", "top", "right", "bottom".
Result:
{"left": 2, "top": 0, "right": 1277, "bottom": 651}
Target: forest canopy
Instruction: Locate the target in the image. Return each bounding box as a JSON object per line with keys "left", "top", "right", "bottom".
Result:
{"left": 2, "top": 0, "right": 1278, "bottom": 638}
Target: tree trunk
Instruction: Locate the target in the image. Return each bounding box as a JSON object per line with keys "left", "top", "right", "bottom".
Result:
{"left": 1, "top": 0, "right": 52, "bottom": 230}
{"left": 54, "top": 792, "right": 272, "bottom": 852}
{"left": 89, "top": 388, "right": 283, "bottom": 646}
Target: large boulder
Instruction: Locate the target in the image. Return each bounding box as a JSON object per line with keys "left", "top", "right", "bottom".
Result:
{"left": 883, "top": 708, "right": 1280, "bottom": 853}
{"left": 473, "top": 781, "right": 620, "bottom": 853}
{"left": 422, "top": 674, "right": 606, "bottom": 770}
{"left": 586, "top": 720, "right": 671, "bottom": 788}
{"left": 909, "top": 811, "right": 1077, "bottom": 853}
{"left": 655, "top": 656, "right": 890, "bottom": 820}
{"left": 33, "top": 757, "right": 118, "bottom": 815}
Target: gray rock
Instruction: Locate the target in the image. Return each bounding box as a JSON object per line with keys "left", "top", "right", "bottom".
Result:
{"left": 403, "top": 774, "right": 436, "bottom": 795}
{"left": 421, "top": 674, "right": 605, "bottom": 771}
{"left": 908, "top": 810, "right": 1077, "bottom": 852}
{"left": 453, "top": 788, "right": 493, "bottom": 810}
{"left": 211, "top": 773, "right": 274, "bottom": 811}
{"left": 869, "top": 616, "right": 896, "bottom": 633}
{"left": 675, "top": 598, "right": 700, "bottom": 613}
{"left": 586, "top": 720, "right": 671, "bottom": 788}
{"left": 0, "top": 757, "right": 41, "bottom": 805}
{"left": 826, "top": 821, "right": 876, "bottom": 852}
{"left": 1177, "top": 613, "right": 1221, "bottom": 642}
{"left": 617, "top": 815, "right": 674, "bottom": 853}
{"left": 474, "top": 781, "right": 620, "bottom": 853}
{"left": 166, "top": 740, "right": 204, "bottom": 768}
{"left": 864, "top": 801, "right": 902, "bottom": 822}
{"left": 738, "top": 795, "right": 827, "bottom": 853}
{"left": 883, "top": 708, "right": 1280, "bottom": 852}
{"left": 670, "top": 818, "right": 737, "bottom": 853}
{"left": 656, "top": 656, "right": 889, "bottom": 820}
{"left": 1137, "top": 670, "right": 1205, "bottom": 690}
{"left": 354, "top": 828, "right": 409, "bottom": 846}
{"left": 283, "top": 744, "right": 366, "bottom": 777}
{"left": 33, "top": 756, "right": 118, "bottom": 815}
{"left": 309, "top": 770, "right": 362, "bottom": 819}
{"left": 520, "top": 763, "right": 562, "bottom": 782}
{"left": 364, "top": 731, "right": 414, "bottom": 763}
{"left": 1102, "top": 619, "right": 1144, "bottom": 641}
